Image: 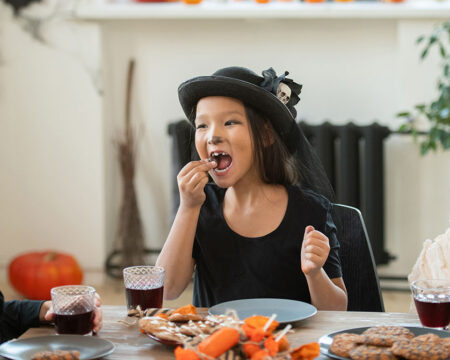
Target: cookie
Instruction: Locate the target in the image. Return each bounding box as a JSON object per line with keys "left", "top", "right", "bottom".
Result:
{"left": 168, "top": 313, "right": 203, "bottom": 322}
{"left": 31, "top": 350, "right": 80, "bottom": 360}
{"left": 360, "top": 334, "right": 398, "bottom": 347}
{"left": 442, "top": 337, "right": 450, "bottom": 352}
{"left": 391, "top": 338, "right": 449, "bottom": 360}
{"left": 362, "top": 326, "right": 415, "bottom": 339}
{"left": 139, "top": 316, "right": 177, "bottom": 334}
{"left": 330, "top": 333, "right": 364, "bottom": 358}
{"left": 349, "top": 344, "right": 397, "bottom": 360}
{"left": 414, "top": 333, "right": 442, "bottom": 343}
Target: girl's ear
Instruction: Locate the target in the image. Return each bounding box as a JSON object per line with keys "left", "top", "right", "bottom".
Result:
{"left": 263, "top": 123, "right": 275, "bottom": 147}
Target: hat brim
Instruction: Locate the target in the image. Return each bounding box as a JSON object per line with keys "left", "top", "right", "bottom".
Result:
{"left": 178, "top": 75, "right": 297, "bottom": 139}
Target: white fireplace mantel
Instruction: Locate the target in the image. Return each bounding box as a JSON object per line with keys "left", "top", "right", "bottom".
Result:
{"left": 75, "top": 1, "right": 450, "bottom": 20}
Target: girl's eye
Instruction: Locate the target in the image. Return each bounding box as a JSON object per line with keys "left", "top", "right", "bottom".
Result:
{"left": 225, "top": 119, "right": 240, "bottom": 126}
{"left": 195, "top": 123, "right": 206, "bottom": 130}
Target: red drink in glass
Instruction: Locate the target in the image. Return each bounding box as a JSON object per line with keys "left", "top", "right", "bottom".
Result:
{"left": 411, "top": 279, "right": 450, "bottom": 329}
{"left": 123, "top": 266, "right": 165, "bottom": 310}
{"left": 125, "top": 286, "right": 164, "bottom": 310}
{"left": 54, "top": 310, "right": 94, "bottom": 335}
{"left": 413, "top": 295, "right": 450, "bottom": 328}
{"left": 51, "top": 285, "right": 96, "bottom": 335}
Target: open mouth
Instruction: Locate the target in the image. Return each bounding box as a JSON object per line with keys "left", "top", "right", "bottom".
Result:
{"left": 208, "top": 151, "right": 232, "bottom": 173}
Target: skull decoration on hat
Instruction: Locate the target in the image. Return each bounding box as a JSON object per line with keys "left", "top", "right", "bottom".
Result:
{"left": 260, "top": 67, "right": 302, "bottom": 118}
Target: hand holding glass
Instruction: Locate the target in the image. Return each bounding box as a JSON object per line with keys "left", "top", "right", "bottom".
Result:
{"left": 51, "top": 285, "right": 96, "bottom": 335}
{"left": 411, "top": 279, "right": 450, "bottom": 329}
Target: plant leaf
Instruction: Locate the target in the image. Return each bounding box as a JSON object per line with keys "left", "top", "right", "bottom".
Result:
{"left": 439, "top": 42, "right": 446, "bottom": 58}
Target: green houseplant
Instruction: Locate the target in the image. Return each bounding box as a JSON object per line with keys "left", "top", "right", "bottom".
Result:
{"left": 397, "top": 21, "right": 450, "bottom": 155}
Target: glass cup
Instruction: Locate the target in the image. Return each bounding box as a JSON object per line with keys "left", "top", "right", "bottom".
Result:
{"left": 51, "top": 285, "right": 96, "bottom": 335}
{"left": 410, "top": 279, "right": 450, "bottom": 329}
{"left": 123, "top": 266, "right": 165, "bottom": 311}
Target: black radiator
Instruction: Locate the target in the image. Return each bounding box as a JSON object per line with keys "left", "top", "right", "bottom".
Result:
{"left": 299, "top": 121, "right": 394, "bottom": 266}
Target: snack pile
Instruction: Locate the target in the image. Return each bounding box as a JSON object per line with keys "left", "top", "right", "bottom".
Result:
{"left": 30, "top": 350, "right": 80, "bottom": 360}
{"left": 138, "top": 305, "right": 320, "bottom": 360}
{"left": 330, "top": 325, "right": 450, "bottom": 360}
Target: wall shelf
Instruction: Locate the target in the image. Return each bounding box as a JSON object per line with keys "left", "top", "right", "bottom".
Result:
{"left": 75, "top": 1, "right": 450, "bottom": 20}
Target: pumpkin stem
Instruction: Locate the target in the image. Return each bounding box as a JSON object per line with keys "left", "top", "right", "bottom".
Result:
{"left": 44, "top": 252, "right": 57, "bottom": 262}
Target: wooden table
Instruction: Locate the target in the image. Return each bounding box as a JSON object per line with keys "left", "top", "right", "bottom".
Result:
{"left": 19, "top": 306, "right": 423, "bottom": 360}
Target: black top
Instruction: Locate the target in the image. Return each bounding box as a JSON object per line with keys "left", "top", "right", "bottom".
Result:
{"left": 192, "top": 184, "right": 342, "bottom": 307}
{"left": 0, "top": 291, "right": 44, "bottom": 343}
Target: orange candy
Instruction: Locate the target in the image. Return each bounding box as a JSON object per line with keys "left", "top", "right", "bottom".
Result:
{"left": 173, "top": 304, "right": 197, "bottom": 315}
{"left": 156, "top": 313, "right": 169, "bottom": 320}
{"left": 264, "top": 336, "right": 279, "bottom": 356}
{"left": 278, "top": 335, "right": 290, "bottom": 352}
{"left": 291, "top": 342, "right": 320, "bottom": 360}
{"left": 198, "top": 327, "right": 240, "bottom": 358}
{"left": 251, "top": 349, "right": 270, "bottom": 360}
{"left": 243, "top": 342, "right": 261, "bottom": 358}
{"left": 242, "top": 323, "right": 266, "bottom": 342}
{"left": 174, "top": 346, "right": 200, "bottom": 360}
{"left": 244, "top": 315, "right": 279, "bottom": 333}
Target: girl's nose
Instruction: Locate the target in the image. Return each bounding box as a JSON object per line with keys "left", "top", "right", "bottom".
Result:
{"left": 207, "top": 136, "right": 222, "bottom": 145}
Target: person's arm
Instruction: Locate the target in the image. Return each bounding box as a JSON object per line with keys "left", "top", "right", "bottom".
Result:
{"left": 156, "top": 160, "right": 216, "bottom": 300}
{"left": 301, "top": 226, "right": 348, "bottom": 310}
{"left": 0, "top": 293, "right": 44, "bottom": 343}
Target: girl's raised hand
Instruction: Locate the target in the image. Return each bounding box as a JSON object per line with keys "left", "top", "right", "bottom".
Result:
{"left": 300, "top": 225, "right": 330, "bottom": 276}
{"left": 177, "top": 160, "right": 217, "bottom": 209}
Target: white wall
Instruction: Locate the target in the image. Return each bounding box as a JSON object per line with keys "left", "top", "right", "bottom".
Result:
{"left": 0, "top": 2, "right": 449, "bottom": 277}
{"left": 0, "top": 3, "right": 104, "bottom": 269}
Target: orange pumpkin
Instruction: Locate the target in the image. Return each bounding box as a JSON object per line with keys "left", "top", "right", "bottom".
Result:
{"left": 8, "top": 251, "right": 83, "bottom": 300}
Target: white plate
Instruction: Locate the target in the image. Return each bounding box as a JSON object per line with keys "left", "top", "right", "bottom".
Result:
{"left": 0, "top": 335, "right": 115, "bottom": 360}
{"left": 208, "top": 298, "right": 317, "bottom": 324}
{"left": 319, "top": 326, "right": 450, "bottom": 360}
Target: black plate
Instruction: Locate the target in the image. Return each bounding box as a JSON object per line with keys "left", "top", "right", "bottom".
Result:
{"left": 0, "top": 335, "right": 115, "bottom": 360}
{"left": 319, "top": 326, "right": 449, "bottom": 360}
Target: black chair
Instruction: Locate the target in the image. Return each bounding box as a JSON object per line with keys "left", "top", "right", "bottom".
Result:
{"left": 168, "top": 120, "right": 385, "bottom": 312}
{"left": 332, "top": 204, "right": 384, "bottom": 312}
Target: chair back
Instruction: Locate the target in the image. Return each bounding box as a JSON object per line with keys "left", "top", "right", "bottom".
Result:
{"left": 168, "top": 120, "right": 197, "bottom": 219}
{"left": 332, "top": 203, "right": 385, "bottom": 311}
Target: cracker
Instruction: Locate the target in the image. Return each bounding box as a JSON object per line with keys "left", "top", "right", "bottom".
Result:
{"left": 391, "top": 338, "right": 449, "bottom": 360}
{"left": 349, "top": 344, "right": 397, "bottom": 360}
{"left": 362, "top": 326, "right": 415, "bottom": 339}
{"left": 330, "top": 333, "right": 364, "bottom": 358}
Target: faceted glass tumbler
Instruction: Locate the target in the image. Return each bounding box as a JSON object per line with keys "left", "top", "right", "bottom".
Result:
{"left": 123, "top": 266, "right": 164, "bottom": 310}
{"left": 411, "top": 279, "right": 450, "bottom": 330}
{"left": 51, "top": 285, "right": 96, "bottom": 335}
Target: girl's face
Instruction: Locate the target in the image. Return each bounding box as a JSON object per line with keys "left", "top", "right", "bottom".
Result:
{"left": 194, "top": 96, "right": 259, "bottom": 188}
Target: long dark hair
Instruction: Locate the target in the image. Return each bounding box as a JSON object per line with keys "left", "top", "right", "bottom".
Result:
{"left": 244, "top": 105, "right": 300, "bottom": 185}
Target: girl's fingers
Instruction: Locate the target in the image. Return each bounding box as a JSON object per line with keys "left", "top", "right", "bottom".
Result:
{"left": 92, "top": 307, "right": 103, "bottom": 334}
{"left": 192, "top": 176, "right": 209, "bottom": 193}
{"left": 187, "top": 171, "right": 209, "bottom": 189}
{"left": 303, "top": 237, "right": 330, "bottom": 251}
{"left": 304, "top": 252, "right": 322, "bottom": 264}
{"left": 178, "top": 163, "right": 215, "bottom": 190}
{"left": 94, "top": 293, "right": 102, "bottom": 307}
{"left": 305, "top": 230, "right": 327, "bottom": 242}
{"left": 305, "top": 245, "right": 326, "bottom": 257}
{"left": 178, "top": 160, "right": 216, "bottom": 178}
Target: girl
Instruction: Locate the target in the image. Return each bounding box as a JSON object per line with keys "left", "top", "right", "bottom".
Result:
{"left": 156, "top": 67, "right": 347, "bottom": 310}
